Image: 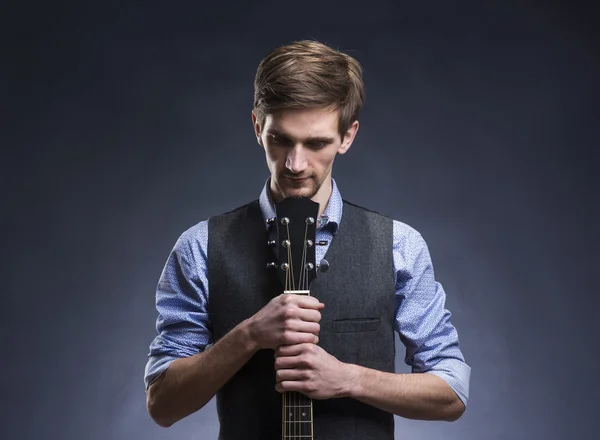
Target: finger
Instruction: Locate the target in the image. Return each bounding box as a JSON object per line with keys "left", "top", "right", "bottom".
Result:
{"left": 274, "top": 355, "right": 295, "bottom": 370}
{"left": 292, "top": 296, "right": 325, "bottom": 309}
{"left": 281, "top": 293, "right": 316, "bottom": 304}
{"left": 295, "top": 308, "right": 322, "bottom": 323}
{"left": 276, "top": 381, "right": 311, "bottom": 395}
{"left": 281, "top": 331, "right": 319, "bottom": 346}
{"left": 284, "top": 320, "right": 320, "bottom": 335}
{"left": 275, "top": 342, "right": 311, "bottom": 358}
{"left": 276, "top": 368, "right": 310, "bottom": 383}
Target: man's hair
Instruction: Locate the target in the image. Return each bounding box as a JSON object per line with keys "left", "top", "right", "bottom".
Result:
{"left": 253, "top": 40, "right": 365, "bottom": 139}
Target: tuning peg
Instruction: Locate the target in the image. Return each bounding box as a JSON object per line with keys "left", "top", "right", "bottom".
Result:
{"left": 266, "top": 262, "right": 277, "bottom": 269}
{"left": 267, "top": 240, "right": 276, "bottom": 247}
{"left": 266, "top": 217, "right": 276, "bottom": 225}
{"left": 317, "top": 259, "right": 330, "bottom": 273}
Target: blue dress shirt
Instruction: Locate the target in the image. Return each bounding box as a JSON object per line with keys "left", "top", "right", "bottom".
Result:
{"left": 145, "top": 179, "right": 471, "bottom": 406}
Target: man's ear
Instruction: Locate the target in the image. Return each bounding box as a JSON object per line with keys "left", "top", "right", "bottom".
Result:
{"left": 338, "top": 120, "right": 359, "bottom": 155}
{"left": 251, "top": 110, "right": 263, "bottom": 146}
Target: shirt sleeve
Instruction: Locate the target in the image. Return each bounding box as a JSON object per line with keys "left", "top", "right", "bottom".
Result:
{"left": 392, "top": 221, "right": 471, "bottom": 406}
{"left": 144, "top": 221, "right": 212, "bottom": 390}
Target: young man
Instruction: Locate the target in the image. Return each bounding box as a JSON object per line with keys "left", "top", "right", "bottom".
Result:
{"left": 144, "top": 40, "right": 470, "bottom": 438}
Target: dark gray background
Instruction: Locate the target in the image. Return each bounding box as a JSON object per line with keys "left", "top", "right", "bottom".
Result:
{"left": 2, "top": 1, "right": 597, "bottom": 439}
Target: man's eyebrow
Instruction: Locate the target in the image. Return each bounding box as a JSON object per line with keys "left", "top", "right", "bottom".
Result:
{"left": 266, "top": 129, "right": 335, "bottom": 143}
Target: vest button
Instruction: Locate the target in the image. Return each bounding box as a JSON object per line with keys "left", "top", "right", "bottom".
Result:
{"left": 318, "top": 259, "right": 330, "bottom": 272}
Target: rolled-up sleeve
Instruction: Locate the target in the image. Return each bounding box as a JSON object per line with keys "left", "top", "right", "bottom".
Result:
{"left": 144, "top": 221, "right": 212, "bottom": 390}
{"left": 392, "top": 221, "right": 471, "bottom": 406}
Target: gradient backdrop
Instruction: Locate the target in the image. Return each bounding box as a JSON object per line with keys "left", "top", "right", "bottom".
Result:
{"left": 2, "top": 1, "right": 597, "bottom": 439}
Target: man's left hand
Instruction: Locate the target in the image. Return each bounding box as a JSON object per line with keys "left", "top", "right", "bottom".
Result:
{"left": 274, "top": 343, "right": 354, "bottom": 399}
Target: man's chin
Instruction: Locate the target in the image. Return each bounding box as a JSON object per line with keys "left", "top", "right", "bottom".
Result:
{"left": 281, "top": 185, "right": 317, "bottom": 200}
{"left": 283, "top": 189, "right": 310, "bottom": 199}
{"left": 272, "top": 176, "right": 319, "bottom": 200}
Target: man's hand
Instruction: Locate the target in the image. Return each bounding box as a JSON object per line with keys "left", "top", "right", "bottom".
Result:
{"left": 247, "top": 294, "right": 324, "bottom": 350}
{"left": 274, "top": 343, "right": 354, "bottom": 400}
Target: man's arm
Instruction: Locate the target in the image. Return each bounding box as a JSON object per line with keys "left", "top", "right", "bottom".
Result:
{"left": 145, "top": 223, "right": 324, "bottom": 427}
{"left": 391, "top": 224, "right": 470, "bottom": 414}
{"left": 148, "top": 293, "right": 325, "bottom": 427}
{"left": 144, "top": 223, "right": 219, "bottom": 426}
{"left": 147, "top": 318, "right": 258, "bottom": 427}
{"left": 274, "top": 343, "right": 465, "bottom": 421}
{"left": 343, "top": 364, "right": 465, "bottom": 421}
{"left": 275, "top": 223, "right": 470, "bottom": 421}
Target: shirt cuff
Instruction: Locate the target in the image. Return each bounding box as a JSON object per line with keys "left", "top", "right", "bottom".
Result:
{"left": 424, "top": 358, "right": 471, "bottom": 407}
{"left": 144, "top": 355, "right": 177, "bottom": 391}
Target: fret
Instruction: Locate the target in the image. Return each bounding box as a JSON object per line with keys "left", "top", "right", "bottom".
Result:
{"left": 282, "top": 404, "right": 312, "bottom": 408}
{"left": 283, "top": 420, "right": 312, "bottom": 423}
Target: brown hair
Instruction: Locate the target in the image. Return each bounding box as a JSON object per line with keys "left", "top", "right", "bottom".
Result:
{"left": 253, "top": 40, "right": 365, "bottom": 139}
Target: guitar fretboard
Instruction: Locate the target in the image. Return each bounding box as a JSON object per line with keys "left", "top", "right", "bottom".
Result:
{"left": 282, "top": 290, "right": 314, "bottom": 440}
{"left": 282, "top": 394, "right": 313, "bottom": 439}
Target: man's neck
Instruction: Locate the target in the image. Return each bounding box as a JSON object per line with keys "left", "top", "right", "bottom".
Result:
{"left": 314, "top": 179, "right": 332, "bottom": 219}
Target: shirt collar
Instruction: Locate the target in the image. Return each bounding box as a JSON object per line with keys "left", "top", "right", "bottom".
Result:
{"left": 258, "top": 177, "right": 342, "bottom": 235}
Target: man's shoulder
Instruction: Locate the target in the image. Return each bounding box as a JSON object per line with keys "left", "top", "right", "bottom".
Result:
{"left": 343, "top": 200, "right": 417, "bottom": 229}
{"left": 342, "top": 199, "right": 423, "bottom": 243}
{"left": 209, "top": 200, "right": 260, "bottom": 220}
{"left": 178, "top": 200, "right": 260, "bottom": 240}
{"left": 343, "top": 199, "right": 387, "bottom": 216}
{"left": 174, "top": 219, "right": 209, "bottom": 254}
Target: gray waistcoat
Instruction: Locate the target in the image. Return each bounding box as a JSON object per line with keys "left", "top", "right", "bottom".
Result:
{"left": 207, "top": 200, "right": 396, "bottom": 440}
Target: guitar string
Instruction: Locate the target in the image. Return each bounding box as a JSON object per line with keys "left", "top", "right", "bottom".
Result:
{"left": 303, "top": 221, "right": 313, "bottom": 438}
{"left": 298, "top": 221, "right": 308, "bottom": 289}
{"left": 288, "top": 224, "right": 292, "bottom": 439}
{"left": 286, "top": 223, "right": 295, "bottom": 293}
{"left": 299, "top": 220, "right": 311, "bottom": 438}
{"left": 286, "top": 222, "right": 296, "bottom": 439}
{"left": 283, "top": 222, "right": 290, "bottom": 439}
{"left": 282, "top": 218, "right": 314, "bottom": 439}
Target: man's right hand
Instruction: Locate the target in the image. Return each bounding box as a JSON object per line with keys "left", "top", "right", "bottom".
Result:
{"left": 247, "top": 293, "right": 324, "bottom": 350}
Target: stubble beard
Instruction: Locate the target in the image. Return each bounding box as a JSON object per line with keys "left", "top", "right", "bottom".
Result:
{"left": 276, "top": 174, "right": 321, "bottom": 200}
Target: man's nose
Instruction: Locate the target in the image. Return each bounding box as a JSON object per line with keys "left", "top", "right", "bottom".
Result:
{"left": 286, "top": 146, "right": 308, "bottom": 174}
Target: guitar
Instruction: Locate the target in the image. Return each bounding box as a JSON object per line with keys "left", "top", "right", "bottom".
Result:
{"left": 268, "top": 197, "right": 321, "bottom": 440}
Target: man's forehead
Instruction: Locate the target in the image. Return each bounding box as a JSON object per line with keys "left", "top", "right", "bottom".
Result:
{"left": 264, "top": 108, "right": 340, "bottom": 137}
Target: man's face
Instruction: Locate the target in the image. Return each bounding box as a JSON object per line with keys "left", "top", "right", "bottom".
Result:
{"left": 252, "top": 107, "right": 358, "bottom": 202}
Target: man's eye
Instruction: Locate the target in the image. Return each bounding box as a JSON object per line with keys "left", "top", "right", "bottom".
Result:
{"left": 308, "top": 142, "right": 326, "bottom": 149}
{"left": 270, "top": 135, "right": 288, "bottom": 145}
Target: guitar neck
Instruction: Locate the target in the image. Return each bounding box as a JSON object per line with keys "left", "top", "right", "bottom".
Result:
{"left": 272, "top": 197, "right": 320, "bottom": 440}
{"left": 282, "top": 290, "right": 313, "bottom": 439}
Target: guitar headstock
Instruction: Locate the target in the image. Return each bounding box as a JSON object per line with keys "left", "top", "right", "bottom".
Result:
{"left": 268, "top": 197, "right": 320, "bottom": 292}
